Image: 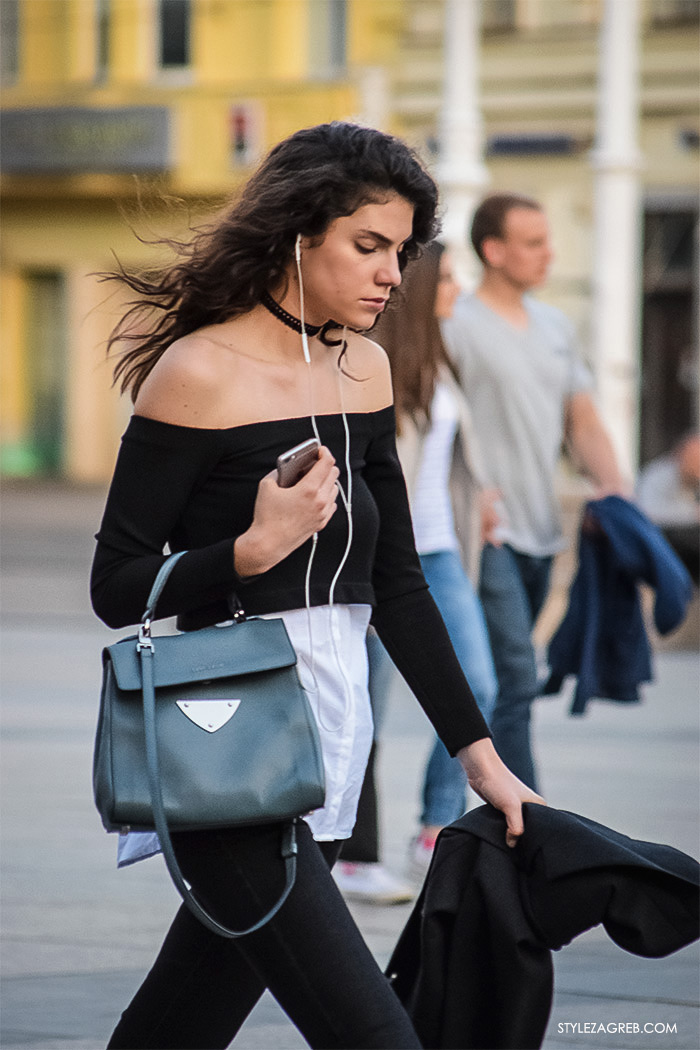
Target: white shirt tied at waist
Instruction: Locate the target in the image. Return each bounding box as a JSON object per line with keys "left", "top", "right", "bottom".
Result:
{"left": 411, "top": 381, "right": 461, "bottom": 556}
{"left": 397, "top": 366, "right": 486, "bottom": 584}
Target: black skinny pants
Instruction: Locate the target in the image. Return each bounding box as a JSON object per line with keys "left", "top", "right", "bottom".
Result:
{"left": 340, "top": 740, "right": 380, "bottom": 863}
{"left": 107, "top": 820, "right": 421, "bottom": 1049}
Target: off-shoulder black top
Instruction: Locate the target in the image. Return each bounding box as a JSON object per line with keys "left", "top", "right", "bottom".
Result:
{"left": 91, "top": 406, "right": 489, "bottom": 754}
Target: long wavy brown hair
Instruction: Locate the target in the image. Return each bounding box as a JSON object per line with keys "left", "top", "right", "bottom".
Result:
{"left": 372, "top": 241, "right": 456, "bottom": 429}
{"left": 100, "top": 122, "right": 440, "bottom": 400}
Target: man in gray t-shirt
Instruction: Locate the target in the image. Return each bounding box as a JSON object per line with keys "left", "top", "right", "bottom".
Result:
{"left": 442, "top": 193, "right": 627, "bottom": 791}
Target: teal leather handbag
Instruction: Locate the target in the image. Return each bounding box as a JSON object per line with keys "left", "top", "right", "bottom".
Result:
{"left": 93, "top": 552, "right": 326, "bottom": 938}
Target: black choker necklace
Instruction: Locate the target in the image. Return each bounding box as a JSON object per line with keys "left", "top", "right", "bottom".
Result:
{"left": 261, "top": 290, "right": 323, "bottom": 337}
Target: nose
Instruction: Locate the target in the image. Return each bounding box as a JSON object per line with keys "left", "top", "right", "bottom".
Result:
{"left": 378, "top": 251, "right": 402, "bottom": 289}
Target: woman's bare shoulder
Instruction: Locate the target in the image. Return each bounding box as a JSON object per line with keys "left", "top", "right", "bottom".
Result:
{"left": 342, "top": 331, "right": 393, "bottom": 412}
{"left": 134, "top": 329, "right": 239, "bottom": 427}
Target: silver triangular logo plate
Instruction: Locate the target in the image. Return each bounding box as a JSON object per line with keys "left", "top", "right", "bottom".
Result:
{"left": 176, "top": 699, "right": 241, "bottom": 732}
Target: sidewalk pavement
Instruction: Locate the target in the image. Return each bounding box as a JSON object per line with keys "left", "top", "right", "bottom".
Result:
{"left": 1, "top": 481, "right": 698, "bottom": 1050}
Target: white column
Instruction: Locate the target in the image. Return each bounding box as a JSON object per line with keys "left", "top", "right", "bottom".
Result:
{"left": 358, "top": 66, "right": 390, "bottom": 132}
{"left": 438, "top": 0, "right": 488, "bottom": 286}
{"left": 590, "top": 0, "right": 643, "bottom": 478}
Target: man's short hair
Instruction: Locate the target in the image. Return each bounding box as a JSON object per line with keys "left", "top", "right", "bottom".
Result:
{"left": 470, "top": 193, "right": 543, "bottom": 263}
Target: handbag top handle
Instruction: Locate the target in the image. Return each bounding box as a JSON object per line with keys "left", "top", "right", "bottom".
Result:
{"left": 138, "top": 551, "right": 187, "bottom": 650}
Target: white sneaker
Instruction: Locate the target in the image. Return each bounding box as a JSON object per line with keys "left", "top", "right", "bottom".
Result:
{"left": 333, "top": 862, "right": 415, "bottom": 905}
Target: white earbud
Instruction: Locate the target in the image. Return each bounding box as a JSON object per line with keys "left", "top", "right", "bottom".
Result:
{"left": 294, "top": 233, "right": 311, "bottom": 364}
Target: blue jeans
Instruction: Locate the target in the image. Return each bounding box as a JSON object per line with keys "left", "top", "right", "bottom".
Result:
{"left": 479, "top": 543, "right": 552, "bottom": 793}
{"left": 418, "top": 551, "right": 498, "bottom": 827}
{"left": 356, "top": 552, "right": 496, "bottom": 842}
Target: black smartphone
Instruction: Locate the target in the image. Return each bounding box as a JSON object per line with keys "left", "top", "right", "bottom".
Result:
{"left": 276, "top": 438, "right": 321, "bottom": 488}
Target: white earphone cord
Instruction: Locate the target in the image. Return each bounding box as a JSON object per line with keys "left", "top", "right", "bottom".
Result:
{"left": 295, "top": 236, "right": 354, "bottom": 733}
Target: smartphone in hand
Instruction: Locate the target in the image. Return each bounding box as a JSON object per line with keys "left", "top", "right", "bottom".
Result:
{"left": 276, "top": 438, "right": 321, "bottom": 488}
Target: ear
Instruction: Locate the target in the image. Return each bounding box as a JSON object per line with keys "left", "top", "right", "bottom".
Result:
{"left": 298, "top": 232, "right": 326, "bottom": 254}
{"left": 481, "top": 236, "right": 505, "bottom": 269}
{"left": 295, "top": 233, "right": 320, "bottom": 255}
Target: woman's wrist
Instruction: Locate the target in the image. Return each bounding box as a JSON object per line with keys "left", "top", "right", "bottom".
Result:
{"left": 456, "top": 736, "right": 499, "bottom": 777}
{"left": 233, "top": 528, "right": 277, "bottom": 578}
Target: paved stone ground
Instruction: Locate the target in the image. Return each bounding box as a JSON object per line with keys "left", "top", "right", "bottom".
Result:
{"left": 1, "top": 481, "right": 698, "bottom": 1049}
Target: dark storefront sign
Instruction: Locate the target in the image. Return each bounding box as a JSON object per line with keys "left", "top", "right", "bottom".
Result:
{"left": 486, "top": 133, "right": 586, "bottom": 156}
{"left": 0, "top": 106, "right": 171, "bottom": 175}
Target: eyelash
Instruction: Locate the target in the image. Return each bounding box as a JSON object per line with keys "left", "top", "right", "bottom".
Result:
{"left": 355, "top": 244, "right": 405, "bottom": 257}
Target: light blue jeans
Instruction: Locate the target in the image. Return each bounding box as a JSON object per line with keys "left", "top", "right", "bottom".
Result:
{"left": 367, "top": 551, "right": 497, "bottom": 828}
{"left": 478, "top": 543, "right": 553, "bottom": 793}
{"left": 417, "top": 551, "right": 498, "bottom": 826}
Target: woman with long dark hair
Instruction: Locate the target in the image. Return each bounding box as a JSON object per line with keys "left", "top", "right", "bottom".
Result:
{"left": 92, "top": 122, "right": 541, "bottom": 1049}
{"left": 337, "top": 243, "right": 499, "bottom": 900}
{"left": 378, "top": 242, "right": 500, "bottom": 870}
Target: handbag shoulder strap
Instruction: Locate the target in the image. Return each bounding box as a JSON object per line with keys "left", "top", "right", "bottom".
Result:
{"left": 137, "top": 551, "right": 299, "bottom": 939}
{"left": 139, "top": 637, "right": 299, "bottom": 939}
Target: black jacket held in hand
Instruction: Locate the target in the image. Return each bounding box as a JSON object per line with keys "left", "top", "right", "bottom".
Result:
{"left": 386, "top": 804, "right": 700, "bottom": 1050}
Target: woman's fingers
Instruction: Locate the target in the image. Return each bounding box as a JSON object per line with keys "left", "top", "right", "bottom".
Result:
{"left": 307, "top": 446, "right": 340, "bottom": 488}
{"left": 502, "top": 785, "right": 545, "bottom": 846}
{"left": 458, "top": 738, "right": 546, "bottom": 847}
{"left": 504, "top": 807, "right": 524, "bottom": 848}
{"left": 268, "top": 445, "right": 339, "bottom": 533}
{"left": 299, "top": 447, "right": 340, "bottom": 519}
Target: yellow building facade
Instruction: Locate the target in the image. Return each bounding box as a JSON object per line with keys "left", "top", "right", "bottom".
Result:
{"left": 0, "top": 0, "right": 403, "bottom": 479}
{"left": 2, "top": 0, "right": 698, "bottom": 480}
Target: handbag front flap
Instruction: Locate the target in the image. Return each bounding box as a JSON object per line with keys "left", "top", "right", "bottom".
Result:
{"left": 105, "top": 617, "right": 298, "bottom": 692}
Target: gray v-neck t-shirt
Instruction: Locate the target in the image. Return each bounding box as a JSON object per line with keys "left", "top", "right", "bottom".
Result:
{"left": 441, "top": 292, "right": 593, "bottom": 557}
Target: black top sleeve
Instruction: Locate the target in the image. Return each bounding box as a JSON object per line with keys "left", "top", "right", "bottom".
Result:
{"left": 364, "top": 411, "right": 490, "bottom": 753}
{"left": 90, "top": 418, "right": 239, "bottom": 628}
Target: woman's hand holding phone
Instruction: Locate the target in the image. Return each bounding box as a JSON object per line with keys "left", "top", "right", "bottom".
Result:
{"left": 233, "top": 445, "right": 339, "bottom": 578}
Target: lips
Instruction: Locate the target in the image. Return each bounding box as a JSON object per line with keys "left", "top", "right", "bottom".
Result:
{"left": 361, "top": 298, "right": 388, "bottom": 310}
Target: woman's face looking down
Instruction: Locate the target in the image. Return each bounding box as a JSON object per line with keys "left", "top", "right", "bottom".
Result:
{"left": 293, "top": 194, "right": 415, "bottom": 331}
{"left": 434, "top": 250, "right": 460, "bottom": 320}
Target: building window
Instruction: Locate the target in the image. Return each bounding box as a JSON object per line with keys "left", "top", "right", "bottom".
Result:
{"left": 640, "top": 205, "right": 699, "bottom": 464}
{"left": 21, "top": 272, "right": 67, "bottom": 476}
{"left": 159, "top": 0, "right": 191, "bottom": 69}
{"left": 95, "top": 0, "right": 110, "bottom": 82}
{"left": 651, "top": 0, "right": 700, "bottom": 25}
{"left": 229, "top": 102, "right": 264, "bottom": 169}
{"left": 644, "top": 210, "right": 696, "bottom": 286}
{"left": 309, "top": 0, "right": 346, "bottom": 77}
{"left": 0, "top": 0, "right": 19, "bottom": 85}
{"left": 481, "top": 0, "right": 515, "bottom": 33}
